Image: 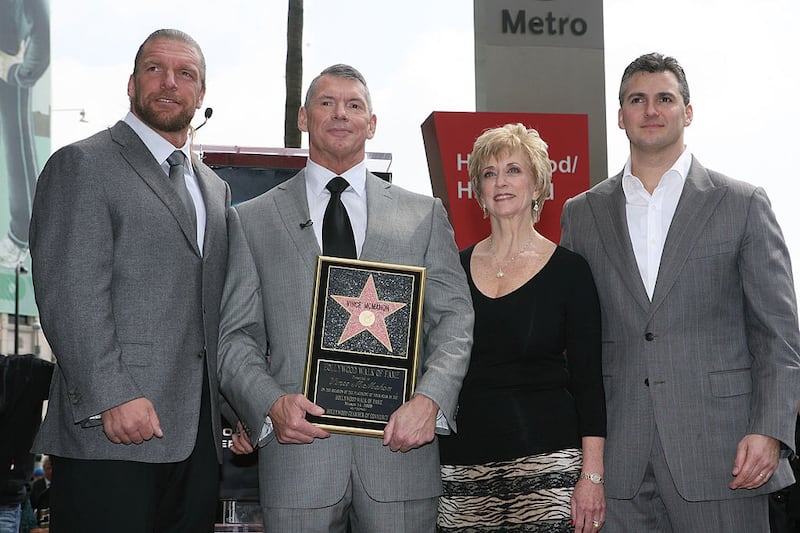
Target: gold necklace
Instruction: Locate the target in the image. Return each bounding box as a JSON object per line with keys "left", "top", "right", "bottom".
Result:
{"left": 490, "top": 233, "right": 534, "bottom": 278}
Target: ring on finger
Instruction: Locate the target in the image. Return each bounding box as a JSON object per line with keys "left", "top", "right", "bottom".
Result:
{"left": 592, "top": 519, "right": 602, "bottom": 528}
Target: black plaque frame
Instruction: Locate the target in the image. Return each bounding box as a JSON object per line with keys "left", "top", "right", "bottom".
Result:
{"left": 303, "top": 256, "right": 426, "bottom": 437}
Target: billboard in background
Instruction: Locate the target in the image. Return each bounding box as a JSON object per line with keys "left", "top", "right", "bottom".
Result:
{"left": 422, "top": 111, "right": 589, "bottom": 250}
{"left": 0, "top": 0, "right": 51, "bottom": 316}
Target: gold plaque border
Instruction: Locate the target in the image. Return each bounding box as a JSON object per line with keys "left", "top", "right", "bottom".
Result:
{"left": 303, "top": 256, "right": 426, "bottom": 437}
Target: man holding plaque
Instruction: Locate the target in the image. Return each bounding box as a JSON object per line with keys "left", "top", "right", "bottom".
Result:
{"left": 218, "top": 64, "right": 473, "bottom": 531}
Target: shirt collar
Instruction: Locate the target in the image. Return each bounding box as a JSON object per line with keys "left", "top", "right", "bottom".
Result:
{"left": 622, "top": 146, "right": 692, "bottom": 197}
{"left": 305, "top": 157, "right": 367, "bottom": 199}
{"left": 124, "top": 111, "right": 191, "bottom": 166}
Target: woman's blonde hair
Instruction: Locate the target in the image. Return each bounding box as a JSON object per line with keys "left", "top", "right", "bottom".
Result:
{"left": 468, "top": 123, "right": 552, "bottom": 222}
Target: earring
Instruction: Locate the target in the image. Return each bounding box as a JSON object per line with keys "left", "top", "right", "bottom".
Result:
{"left": 482, "top": 204, "right": 488, "bottom": 219}
{"left": 532, "top": 199, "right": 540, "bottom": 212}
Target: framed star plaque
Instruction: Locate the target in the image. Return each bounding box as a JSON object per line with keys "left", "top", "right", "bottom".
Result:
{"left": 303, "top": 256, "right": 426, "bottom": 437}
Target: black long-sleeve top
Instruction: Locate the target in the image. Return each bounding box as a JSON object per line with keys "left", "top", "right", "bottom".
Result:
{"left": 439, "top": 245, "right": 606, "bottom": 465}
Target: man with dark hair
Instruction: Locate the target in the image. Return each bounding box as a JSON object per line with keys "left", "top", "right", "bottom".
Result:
{"left": 30, "top": 29, "right": 230, "bottom": 532}
{"left": 219, "top": 64, "right": 473, "bottom": 531}
{"left": 561, "top": 52, "right": 800, "bottom": 531}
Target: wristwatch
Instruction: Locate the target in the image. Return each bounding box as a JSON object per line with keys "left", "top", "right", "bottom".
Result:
{"left": 580, "top": 472, "right": 604, "bottom": 484}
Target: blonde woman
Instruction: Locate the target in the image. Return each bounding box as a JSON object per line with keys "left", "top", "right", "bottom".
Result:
{"left": 438, "top": 124, "right": 606, "bottom": 532}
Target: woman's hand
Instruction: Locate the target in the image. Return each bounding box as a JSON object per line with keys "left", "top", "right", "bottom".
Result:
{"left": 570, "top": 478, "right": 606, "bottom": 532}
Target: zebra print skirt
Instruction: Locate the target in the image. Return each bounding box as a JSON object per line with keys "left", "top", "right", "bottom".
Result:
{"left": 437, "top": 448, "right": 582, "bottom": 532}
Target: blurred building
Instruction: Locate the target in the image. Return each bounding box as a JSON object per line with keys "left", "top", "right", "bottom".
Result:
{"left": 0, "top": 313, "right": 53, "bottom": 361}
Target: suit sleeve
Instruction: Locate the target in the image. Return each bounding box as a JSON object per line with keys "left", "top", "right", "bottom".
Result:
{"left": 30, "top": 145, "right": 142, "bottom": 423}
{"left": 560, "top": 197, "right": 577, "bottom": 251}
{"left": 740, "top": 187, "right": 800, "bottom": 451}
{"left": 412, "top": 198, "right": 474, "bottom": 431}
{"left": 217, "top": 206, "right": 283, "bottom": 443}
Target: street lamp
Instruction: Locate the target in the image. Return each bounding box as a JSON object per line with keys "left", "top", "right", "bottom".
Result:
{"left": 14, "top": 262, "right": 27, "bottom": 355}
{"left": 51, "top": 107, "right": 88, "bottom": 123}
{"left": 32, "top": 321, "right": 41, "bottom": 356}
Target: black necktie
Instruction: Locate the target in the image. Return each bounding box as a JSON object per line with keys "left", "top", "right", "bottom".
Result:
{"left": 323, "top": 176, "right": 356, "bottom": 259}
{"left": 166, "top": 150, "right": 197, "bottom": 233}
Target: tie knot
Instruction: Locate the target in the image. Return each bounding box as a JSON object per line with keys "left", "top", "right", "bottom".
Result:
{"left": 326, "top": 176, "right": 350, "bottom": 195}
{"left": 167, "top": 150, "right": 185, "bottom": 168}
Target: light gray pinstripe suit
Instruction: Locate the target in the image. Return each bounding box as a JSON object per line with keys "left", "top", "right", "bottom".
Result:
{"left": 561, "top": 158, "right": 800, "bottom": 529}
{"left": 218, "top": 169, "right": 473, "bottom": 525}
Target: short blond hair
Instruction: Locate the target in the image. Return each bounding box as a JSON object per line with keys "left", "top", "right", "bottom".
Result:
{"left": 468, "top": 123, "right": 552, "bottom": 222}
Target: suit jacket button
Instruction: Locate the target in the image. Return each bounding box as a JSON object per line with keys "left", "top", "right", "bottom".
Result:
{"left": 68, "top": 389, "right": 81, "bottom": 404}
{"left": 644, "top": 332, "right": 655, "bottom": 341}
{"left": 644, "top": 378, "right": 650, "bottom": 387}
{"left": 198, "top": 349, "right": 206, "bottom": 358}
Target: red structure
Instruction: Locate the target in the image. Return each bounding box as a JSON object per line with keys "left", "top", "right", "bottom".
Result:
{"left": 422, "top": 111, "right": 591, "bottom": 249}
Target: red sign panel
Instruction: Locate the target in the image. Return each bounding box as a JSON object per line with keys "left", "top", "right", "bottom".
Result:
{"left": 422, "top": 111, "right": 590, "bottom": 249}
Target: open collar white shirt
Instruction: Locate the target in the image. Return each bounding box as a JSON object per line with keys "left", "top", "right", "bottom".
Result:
{"left": 622, "top": 147, "right": 692, "bottom": 300}
{"left": 304, "top": 157, "right": 368, "bottom": 258}
{"left": 124, "top": 112, "right": 206, "bottom": 254}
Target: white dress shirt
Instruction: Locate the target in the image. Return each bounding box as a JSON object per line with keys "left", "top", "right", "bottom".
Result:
{"left": 622, "top": 148, "right": 692, "bottom": 300}
{"left": 124, "top": 112, "right": 206, "bottom": 254}
{"left": 304, "top": 158, "right": 368, "bottom": 257}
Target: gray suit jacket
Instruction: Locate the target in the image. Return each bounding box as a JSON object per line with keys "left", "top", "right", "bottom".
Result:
{"left": 560, "top": 157, "right": 800, "bottom": 501}
{"left": 30, "top": 121, "right": 231, "bottom": 463}
{"left": 218, "top": 169, "right": 473, "bottom": 508}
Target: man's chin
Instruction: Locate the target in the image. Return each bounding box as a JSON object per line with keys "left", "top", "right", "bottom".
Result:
{"left": 135, "top": 107, "right": 194, "bottom": 133}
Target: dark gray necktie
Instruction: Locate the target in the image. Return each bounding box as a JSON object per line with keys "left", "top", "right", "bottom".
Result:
{"left": 166, "top": 150, "right": 197, "bottom": 233}
{"left": 322, "top": 176, "right": 356, "bottom": 259}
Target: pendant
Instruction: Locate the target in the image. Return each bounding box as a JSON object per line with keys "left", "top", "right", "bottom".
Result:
{"left": 496, "top": 271, "right": 504, "bottom": 278}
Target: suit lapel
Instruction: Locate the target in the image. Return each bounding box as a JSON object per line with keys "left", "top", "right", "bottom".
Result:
{"left": 110, "top": 122, "right": 200, "bottom": 255}
{"left": 586, "top": 174, "right": 651, "bottom": 313}
{"left": 273, "top": 169, "right": 320, "bottom": 270}
{"left": 647, "top": 159, "right": 727, "bottom": 319}
{"left": 194, "top": 158, "right": 223, "bottom": 257}
{"left": 360, "top": 173, "right": 394, "bottom": 262}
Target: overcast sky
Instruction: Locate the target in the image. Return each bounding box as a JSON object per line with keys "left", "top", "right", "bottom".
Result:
{"left": 50, "top": 0, "right": 800, "bottom": 291}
